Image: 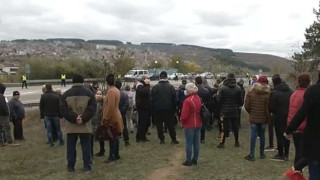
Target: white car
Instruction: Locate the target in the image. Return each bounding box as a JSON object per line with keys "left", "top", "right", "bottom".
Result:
{"left": 168, "top": 73, "right": 185, "bottom": 80}
{"left": 200, "top": 72, "right": 214, "bottom": 79}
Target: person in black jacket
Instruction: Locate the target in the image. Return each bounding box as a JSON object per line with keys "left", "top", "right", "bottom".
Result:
{"left": 39, "top": 84, "right": 64, "bottom": 147}
{"left": 151, "top": 71, "right": 179, "bottom": 144}
{"left": 237, "top": 79, "right": 245, "bottom": 128}
{"left": 135, "top": 75, "right": 151, "bottom": 142}
{"left": 0, "top": 83, "right": 19, "bottom": 146}
{"left": 115, "top": 80, "right": 130, "bottom": 146}
{"left": 217, "top": 73, "right": 243, "bottom": 148}
{"left": 8, "top": 91, "right": 25, "bottom": 140}
{"left": 285, "top": 70, "right": 320, "bottom": 180}
{"left": 269, "top": 75, "right": 293, "bottom": 161}
{"left": 195, "top": 77, "right": 210, "bottom": 143}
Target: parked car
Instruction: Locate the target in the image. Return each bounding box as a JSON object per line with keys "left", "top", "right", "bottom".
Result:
{"left": 149, "top": 73, "right": 160, "bottom": 81}
{"left": 168, "top": 73, "right": 185, "bottom": 80}
{"left": 124, "top": 69, "right": 149, "bottom": 81}
{"left": 200, "top": 72, "right": 214, "bottom": 79}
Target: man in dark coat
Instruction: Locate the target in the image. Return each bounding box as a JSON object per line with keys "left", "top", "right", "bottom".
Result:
{"left": 8, "top": 91, "right": 25, "bottom": 140}
{"left": 269, "top": 74, "right": 293, "bottom": 161}
{"left": 285, "top": 69, "right": 320, "bottom": 179}
{"left": 195, "top": 77, "right": 210, "bottom": 143}
{"left": 217, "top": 73, "right": 243, "bottom": 148}
{"left": 0, "top": 83, "right": 19, "bottom": 146}
{"left": 135, "top": 75, "right": 151, "bottom": 142}
{"left": 115, "top": 80, "right": 130, "bottom": 146}
{"left": 151, "top": 71, "right": 179, "bottom": 144}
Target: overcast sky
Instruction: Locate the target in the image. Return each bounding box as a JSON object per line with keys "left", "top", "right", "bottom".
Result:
{"left": 0, "top": 0, "right": 318, "bottom": 57}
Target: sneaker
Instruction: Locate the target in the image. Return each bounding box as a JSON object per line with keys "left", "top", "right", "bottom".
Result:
{"left": 105, "top": 156, "right": 117, "bottom": 164}
{"left": 235, "top": 142, "right": 240, "bottom": 147}
{"left": 260, "top": 154, "right": 266, "bottom": 159}
{"left": 68, "top": 166, "right": 75, "bottom": 173}
{"left": 160, "top": 140, "right": 165, "bottom": 144}
{"left": 7, "top": 143, "right": 20, "bottom": 147}
{"left": 244, "top": 155, "right": 255, "bottom": 161}
{"left": 265, "top": 146, "right": 276, "bottom": 152}
{"left": 49, "top": 144, "right": 54, "bottom": 147}
{"left": 270, "top": 154, "right": 285, "bottom": 162}
{"left": 182, "top": 161, "right": 192, "bottom": 166}
{"left": 191, "top": 159, "right": 198, "bottom": 165}
{"left": 217, "top": 143, "right": 225, "bottom": 149}
{"left": 84, "top": 165, "right": 92, "bottom": 173}
{"left": 95, "top": 152, "right": 105, "bottom": 157}
{"left": 284, "top": 155, "right": 289, "bottom": 161}
{"left": 171, "top": 140, "right": 179, "bottom": 145}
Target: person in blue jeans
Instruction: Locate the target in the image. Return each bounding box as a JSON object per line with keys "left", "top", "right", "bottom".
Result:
{"left": 180, "top": 83, "right": 202, "bottom": 166}
{"left": 244, "top": 76, "right": 271, "bottom": 161}
{"left": 44, "top": 116, "right": 63, "bottom": 146}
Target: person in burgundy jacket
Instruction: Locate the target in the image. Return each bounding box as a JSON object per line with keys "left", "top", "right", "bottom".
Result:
{"left": 180, "top": 83, "right": 202, "bottom": 166}
{"left": 284, "top": 73, "right": 310, "bottom": 180}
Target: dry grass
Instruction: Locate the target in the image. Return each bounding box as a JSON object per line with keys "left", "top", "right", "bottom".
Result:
{"left": 0, "top": 109, "right": 298, "bottom": 180}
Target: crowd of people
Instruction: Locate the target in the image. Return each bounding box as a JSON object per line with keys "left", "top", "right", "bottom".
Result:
{"left": 0, "top": 69, "right": 320, "bottom": 179}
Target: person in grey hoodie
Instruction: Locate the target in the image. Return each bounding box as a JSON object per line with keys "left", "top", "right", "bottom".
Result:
{"left": 8, "top": 91, "right": 25, "bottom": 140}
{"left": 0, "top": 83, "right": 19, "bottom": 146}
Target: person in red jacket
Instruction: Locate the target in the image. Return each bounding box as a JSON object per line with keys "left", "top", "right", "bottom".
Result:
{"left": 284, "top": 73, "right": 310, "bottom": 180}
{"left": 180, "top": 83, "right": 202, "bottom": 166}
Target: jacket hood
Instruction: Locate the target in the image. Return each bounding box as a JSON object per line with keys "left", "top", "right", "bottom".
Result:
{"left": 251, "top": 83, "right": 270, "bottom": 94}
{"left": 274, "top": 82, "right": 291, "bottom": 92}
{"left": 223, "top": 78, "right": 237, "bottom": 88}
{"left": 0, "top": 83, "right": 6, "bottom": 94}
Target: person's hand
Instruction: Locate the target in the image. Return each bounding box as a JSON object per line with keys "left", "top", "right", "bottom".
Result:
{"left": 76, "top": 115, "right": 83, "bottom": 125}
{"left": 283, "top": 132, "right": 292, "bottom": 140}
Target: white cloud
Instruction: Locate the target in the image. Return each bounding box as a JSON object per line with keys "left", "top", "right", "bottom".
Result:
{"left": 0, "top": 0, "right": 318, "bottom": 57}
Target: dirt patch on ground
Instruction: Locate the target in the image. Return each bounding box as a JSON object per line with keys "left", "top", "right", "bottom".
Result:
{"left": 148, "top": 148, "right": 185, "bottom": 180}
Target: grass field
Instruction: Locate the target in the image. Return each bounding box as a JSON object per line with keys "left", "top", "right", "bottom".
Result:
{"left": 0, "top": 109, "right": 300, "bottom": 180}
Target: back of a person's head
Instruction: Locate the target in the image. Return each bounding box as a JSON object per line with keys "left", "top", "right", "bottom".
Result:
{"left": 106, "top": 74, "right": 115, "bottom": 86}
{"left": 72, "top": 74, "right": 84, "bottom": 84}
{"left": 298, "top": 73, "right": 310, "bottom": 88}
{"left": 272, "top": 74, "right": 282, "bottom": 86}
{"left": 227, "top": 73, "right": 235, "bottom": 79}
{"left": 257, "top": 76, "right": 269, "bottom": 85}
{"left": 92, "top": 81, "right": 99, "bottom": 86}
{"left": 125, "top": 85, "right": 131, "bottom": 91}
{"left": 45, "top": 84, "right": 53, "bottom": 91}
{"left": 185, "top": 83, "right": 198, "bottom": 95}
{"left": 115, "top": 80, "right": 122, "bottom": 90}
{"left": 195, "top": 76, "right": 202, "bottom": 85}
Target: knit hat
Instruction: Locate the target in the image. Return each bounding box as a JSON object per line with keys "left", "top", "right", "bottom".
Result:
{"left": 13, "top": 91, "right": 20, "bottom": 96}
{"left": 185, "top": 83, "right": 198, "bottom": 96}
{"left": 160, "top": 71, "right": 167, "bottom": 79}
{"left": 72, "top": 74, "right": 84, "bottom": 83}
{"left": 258, "top": 76, "right": 268, "bottom": 84}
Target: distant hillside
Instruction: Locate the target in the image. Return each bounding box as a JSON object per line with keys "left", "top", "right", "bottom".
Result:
{"left": 233, "top": 52, "right": 293, "bottom": 73}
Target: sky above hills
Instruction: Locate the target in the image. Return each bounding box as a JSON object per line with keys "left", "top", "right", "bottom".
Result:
{"left": 0, "top": 0, "right": 318, "bottom": 57}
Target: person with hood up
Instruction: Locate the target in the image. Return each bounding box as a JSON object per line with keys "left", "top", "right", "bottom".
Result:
{"left": 217, "top": 73, "right": 243, "bottom": 148}
{"left": 180, "top": 83, "right": 202, "bottom": 166}
{"left": 0, "top": 83, "right": 20, "bottom": 147}
{"left": 244, "top": 76, "right": 270, "bottom": 161}
{"left": 270, "top": 74, "right": 293, "bottom": 161}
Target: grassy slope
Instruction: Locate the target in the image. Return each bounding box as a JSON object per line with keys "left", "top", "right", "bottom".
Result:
{"left": 0, "top": 109, "right": 298, "bottom": 180}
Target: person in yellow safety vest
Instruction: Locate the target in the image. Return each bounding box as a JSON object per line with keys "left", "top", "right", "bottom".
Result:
{"left": 61, "top": 74, "right": 66, "bottom": 87}
{"left": 21, "top": 75, "right": 27, "bottom": 89}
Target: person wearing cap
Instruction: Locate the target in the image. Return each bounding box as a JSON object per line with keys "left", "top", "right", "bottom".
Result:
{"left": 8, "top": 91, "right": 25, "bottom": 140}
{"left": 180, "top": 83, "right": 202, "bottom": 166}
{"left": 269, "top": 74, "right": 293, "bottom": 161}
{"left": 0, "top": 83, "right": 20, "bottom": 147}
{"left": 217, "top": 73, "right": 243, "bottom": 148}
{"left": 151, "top": 71, "right": 179, "bottom": 144}
{"left": 60, "top": 74, "right": 97, "bottom": 172}
{"left": 39, "top": 84, "right": 64, "bottom": 147}
{"left": 135, "top": 75, "right": 151, "bottom": 142}
{"left": 244, "top": 76, "right": 271, "bottom": 161}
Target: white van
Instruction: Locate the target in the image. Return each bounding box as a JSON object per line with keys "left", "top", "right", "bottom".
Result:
{"left": 124, "top": 70, "right": 149, "bottom": 80}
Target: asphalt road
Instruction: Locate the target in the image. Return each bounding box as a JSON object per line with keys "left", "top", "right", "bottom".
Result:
{"left": 4, "top": 79, "right": 250, "bottom": 104}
